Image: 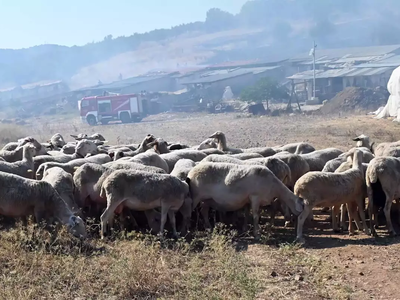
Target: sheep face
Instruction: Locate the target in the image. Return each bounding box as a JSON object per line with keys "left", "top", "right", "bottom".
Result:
{"left": 198, "top": 138, "right": 217, "bottom": 150}
{"left": 75, "top": 140, "right": 98, "bottom": 157}
{"left": 67, "top": 215, "right": 87, "bottom": 239}
{"left": 352, "top": 134, "right": 370, "bottom": 148}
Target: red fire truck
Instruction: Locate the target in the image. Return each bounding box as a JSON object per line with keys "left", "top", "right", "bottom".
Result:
{"left": 78, "top": 93, "right": 147, "bottom": 125}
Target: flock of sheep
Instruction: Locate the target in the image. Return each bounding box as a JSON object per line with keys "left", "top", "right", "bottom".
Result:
{"left": 0, "top": 130, "right": 399, "bottom": 244}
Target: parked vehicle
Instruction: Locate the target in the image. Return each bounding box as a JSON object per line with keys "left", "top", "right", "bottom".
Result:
{"left": 78, "top": 93, "right": 147, "bottom": 125}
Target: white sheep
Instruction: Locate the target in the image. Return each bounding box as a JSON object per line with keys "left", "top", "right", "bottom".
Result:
{"left": 186, "top": 162, "right": 303, "bottom": 238}
{"left": 99, "top": 170, "right": 190, "bottom": 238}
{"left": 42, "top": 167, "right": 79, "bottom": 214}
{"left": 366, "top": 156, "right": 400, "bottom": 236}
{"left": 0, "top": 143, "right": 36, "bottom": 178}
{"left": 0, "top": 171, "right": 86, "bottom": 239}
{"left": 294, "top": 150, "right": 369, "bottom": 243}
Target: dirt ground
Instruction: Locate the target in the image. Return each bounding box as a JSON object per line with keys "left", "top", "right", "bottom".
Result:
{"left": 4, "top": 111, "right": 400, "bottom": 299}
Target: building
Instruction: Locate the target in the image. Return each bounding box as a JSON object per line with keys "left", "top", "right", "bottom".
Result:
{"left": 0, "top": 80, "right": 69, "bottom": 103}
{"left": 72, "top": 72, "right": 177, "bottom": 99}
{"left": 286, "top": 45, "right": 400, "bottom": 101}
{"left": 178, "top": 65, "right": 284, "bottom": 99}
{"left": 291, "top": 44, "right": 400, "bottom": 72}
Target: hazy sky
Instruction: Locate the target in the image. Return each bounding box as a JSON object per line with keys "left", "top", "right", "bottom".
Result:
{"left": 0, "top": 0, "right": 248, "bottom": 49}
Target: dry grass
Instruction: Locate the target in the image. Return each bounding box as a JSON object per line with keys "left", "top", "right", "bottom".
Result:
{"left": 0, "top": 224, "right": 259, "bottom": 299}
{"left": 1, "top": 112, "right": 400, "bottom": 299}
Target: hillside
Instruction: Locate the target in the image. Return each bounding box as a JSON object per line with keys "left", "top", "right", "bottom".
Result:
{"left": 1, "top": 0, "right": 400, "bottom": 89}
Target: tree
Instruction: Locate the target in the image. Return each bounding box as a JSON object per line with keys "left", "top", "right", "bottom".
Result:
{"left": 205, "top": 8, "right": 236, "bottom": 32}
{"left": 240, "top": 77, "right": 289, "bottom": 110}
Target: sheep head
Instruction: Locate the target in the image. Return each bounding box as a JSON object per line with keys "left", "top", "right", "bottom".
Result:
{"left": 75, "top": 139, "right": 98, "bottom": 157}
{"left": 209, "top": 131, "right": 224, "bottom": 139}
{"left": 352, "top": 134, "right": 370, "bottom": 148}
{"left": 67, "top": 215, "right": 87, "bottom": 240}
{"left": 198, "top": 138, "right": 217, "bottom": 150}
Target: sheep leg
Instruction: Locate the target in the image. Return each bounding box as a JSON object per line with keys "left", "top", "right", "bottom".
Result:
{"left": 384, "top": 192, "right": 397, "bottom": 236}
{"left": 242, "top": 204, "right": 250, "bottom": 232}
{"left": 99, "top": 200, "right": 121, "bottom": 239}
{"left": 356, "top": 197, "right": 369, "bottom": 235}
{"left": 249, "top": 196, "right": 261, "bottom": 240}
{"left": 200, "top": 203, "right": 212, "bottom": 231}
{"left": 295, "top": 204, "right": 311, "bottom": 244}
{"left": 159, "top": 204, "right": 170, "bottom": 237}
{"left": 340, "top": 204, "right": 347, "bottom": 231}
{"left": 349, "top": 202, "right": 363, "bottom": 231}
{"left": 346, "top": 202, "right": 356, "bottom": 235}
{"left": 367, "top": 186, "right": 378, "bottom": 237}
{"left": 168, "top": 210, "right": 178, "bottom": 238}
{"left": 332, "top": 205, "right": 340, "bottom": 233}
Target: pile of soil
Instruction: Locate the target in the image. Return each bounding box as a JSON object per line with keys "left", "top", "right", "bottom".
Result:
{"left": 319, "top": 87, "right": 389, "bottom": 114}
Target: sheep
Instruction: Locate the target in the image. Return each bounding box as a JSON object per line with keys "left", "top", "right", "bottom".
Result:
{"left": 170, "top": 159, "right": 197, "bottom": 181}
{"left": 294, "top": 149, "right": 369, "bottom": 243}
{"left": 229, "top": 153, "right": 263, "bottom": 160}
{"left": 202, "top": 154, "right": 262, "bottom": 166}
{"left": 2, "top": 137, "right": 50, "bottom": 155}
{"left": 371, "top": 140, "right": 400, "bottom": 157}
{"left": 208, "top": 131, "right": 243, "bottom": 154}
{"left": 110, "top": 134, "right": 156, "bottom": 159}
{"left": 0, "top": 143, "right": 36, "bottom": 178}
{"left": 49, "top": 133, "right": 66, "bottom": 150}
{"left": 71, "top": 133, "right": 106, "bottom": 141}
{"left": 273, "top": 142, "right": 315, "bottom": 154}
{"left": 99, "top": 170, "right": 190, "bottom": 238}
{"left": 201, "top": 148, "right": 225, "bottom": 155}
{"left": 273, "top": 153, "right": 310, "bottom": 190}
{"left": 196, "top": 138, "right": 217, "bottom": 150}
{"left": 366, "top": 156, "right": 400, "bottom": 236}
{"left": 209, "top": 131, "right": 276, "bottom": 157}
{"left": 322, "top": 147, "right": 374, "bottom": 172}
{"left": 160, "top": 150, "right": 207, "bottom": 172}
{"left": 299, "top": 148, "right": 343, "bottom": 171}
{"left": 332, "top": 160, "right": 369, "bottom": 233}
{"left": 186, "top": 162, "right": 303, "bottom": 238}
{"left": 0, "top": 171, "right": 86, "bottom": 239}
{"left": 0, "top": 137, "right": 44, "bottom": 162}
{"left": 126, "top": 151, "right": 170, "bottom": 173}
{"left": 36, "top": 153, "right": 111, "bottom": 179}
{"left": 353, "top": 134, "right": 371, "bottom": 149}
{"left": 42, "top": 167, "right": 79, "bottom": 214}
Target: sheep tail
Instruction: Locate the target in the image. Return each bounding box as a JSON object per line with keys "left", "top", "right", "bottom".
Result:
{"left": 367, "top": 167, "right": 379, "bottom": 184}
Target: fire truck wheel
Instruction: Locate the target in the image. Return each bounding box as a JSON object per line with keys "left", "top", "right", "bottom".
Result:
{"left": 86, "top": 115, "right": 97, "bottom": 126}
{"left": 120, "top": 112, "right": 131, "bottom": 123}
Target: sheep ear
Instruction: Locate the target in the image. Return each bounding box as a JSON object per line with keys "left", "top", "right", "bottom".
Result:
{"left": 352, "top": 137, "right": 361, "bottom": 141}
{"left": 73, "top": 166, "right": 80, "bottom": 171}
{"left": 109, "top": 152, "right": 115, "bottom": 158}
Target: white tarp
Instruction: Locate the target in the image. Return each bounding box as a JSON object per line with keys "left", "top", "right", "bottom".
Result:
{"left": 375, "top": 66, "right": 400, "bottom": 120}
{"left": 222, "top": 86, "right": 234, "bottom": 101}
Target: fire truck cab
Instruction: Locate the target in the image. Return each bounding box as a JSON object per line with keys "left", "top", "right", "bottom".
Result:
{"left": 78, "top": 93, "right": 146, "bottom": 125}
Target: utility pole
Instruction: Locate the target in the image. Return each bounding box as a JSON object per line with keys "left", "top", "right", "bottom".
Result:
{"left": 311, "top": 41, "right": 317, "bottom": 99}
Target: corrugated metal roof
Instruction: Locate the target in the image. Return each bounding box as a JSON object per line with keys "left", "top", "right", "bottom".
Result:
{"left": 74, "top": 75, "right": 167, "bottom": 92}
{"left": 180, "top": 66, "right": 280, "bottom": 84}
{"left": 292, "top": 44, "right": 400, "bottom": 61}
{"left": 180, "top": 69, "right": 252, "bottom": 84}
{"left": 287, "top": 67, "right": 392, "bottom": 80}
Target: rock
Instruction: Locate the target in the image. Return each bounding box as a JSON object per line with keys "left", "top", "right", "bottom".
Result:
{"left": 294, "top": 274, "right": 304, "bottom": 281}
{"left": 271, "top": 271, "right": 278, "bottom": 277}
{"left": 359, "top": 272, "right": 364, "bottom": 276}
